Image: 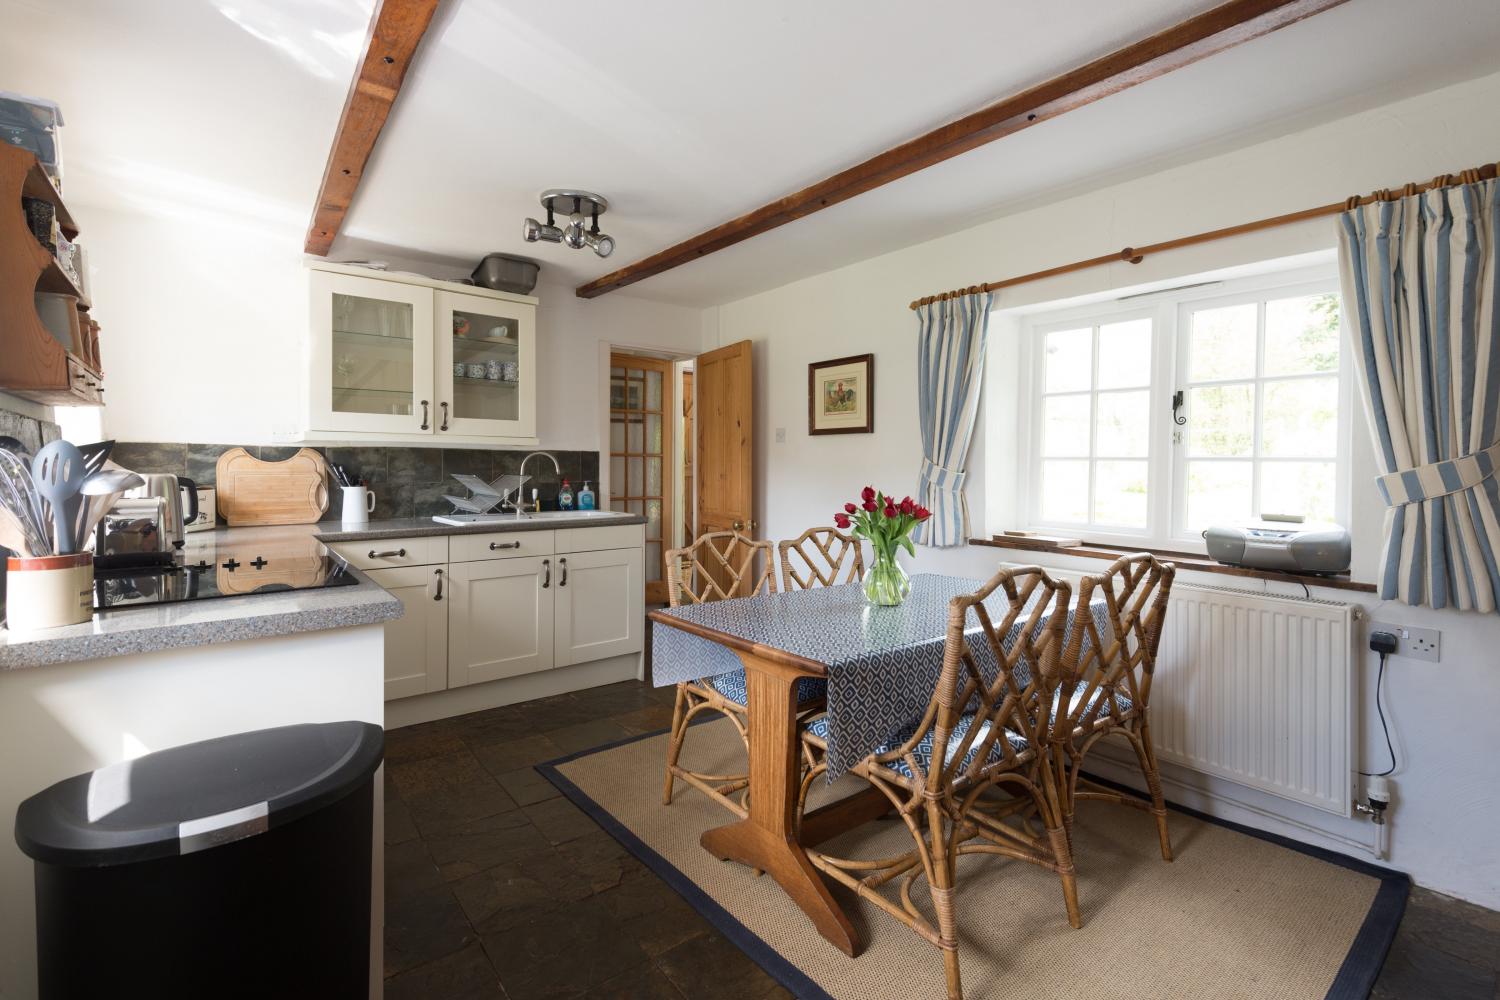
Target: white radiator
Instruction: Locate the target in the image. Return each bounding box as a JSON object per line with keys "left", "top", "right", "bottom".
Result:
{"left": 1005, "top": 566, "right": 1357, "bottom": 816}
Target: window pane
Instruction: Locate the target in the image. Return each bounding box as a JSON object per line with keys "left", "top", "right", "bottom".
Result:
{"left": 1265, "top": 294, "right": 1340, "bottom": 375}
{"left": 1188, "top": 384, "right": 1254, "bottom": 457}
{"left": 1097, "top": 319, "right": 1152, "bottom": 389}
{"left": 1189, "top": 303, "right": 1257, "bottom": 381}
{"left": 1094, "top": 460, "right": 1148, "bottom": 527}
{"left": 1040, "top": 460, "right": 1089, "bottom": 523}
{"left": 1042, "top": 395, "right": 1090, "bottom": 457}
{"left": 1043, "top": 328, "right": 1091, "bottom": 393}
{"left": 1096, "top": 390, "right": 1149, "bottom": 457}
{"left": 1186, "top": 460, "right": 1252, "bottom": 530}
{"left": 1260, "top": 461, "right": 1336, "bottom": 521}
{"left": 1262, "top": 377, "right": 1338, "bottom": 457}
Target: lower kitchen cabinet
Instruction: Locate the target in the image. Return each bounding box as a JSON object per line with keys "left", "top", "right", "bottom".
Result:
{"left": 447, "top": 554, "right": 555, "bottom": 687}
{"left": 554, "top": 546, "right": 644, "bottom": 668}
{"left": 365, "top": 564, "right": 449, "bottom": 700}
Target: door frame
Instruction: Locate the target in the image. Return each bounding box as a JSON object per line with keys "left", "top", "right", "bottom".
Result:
{"left": 608, "top": 352, "right": 675, "bottom": 604}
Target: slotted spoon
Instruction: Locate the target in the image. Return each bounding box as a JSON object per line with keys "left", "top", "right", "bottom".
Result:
{"left": 33, "top": 440, "right": 87, "bottom": 554}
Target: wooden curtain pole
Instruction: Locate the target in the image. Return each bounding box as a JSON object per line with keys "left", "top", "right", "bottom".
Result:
{"left": 907, "top": 159, "right": 1500, "bottom": 310}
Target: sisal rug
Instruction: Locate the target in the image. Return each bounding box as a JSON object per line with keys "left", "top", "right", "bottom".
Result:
{"left": 538, "top": 718, "right": 1406, "bottom": 1000}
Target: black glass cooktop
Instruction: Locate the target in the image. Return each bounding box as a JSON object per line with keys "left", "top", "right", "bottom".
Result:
{"left": 94, "top": 553, "right": 359, "bottom": 611}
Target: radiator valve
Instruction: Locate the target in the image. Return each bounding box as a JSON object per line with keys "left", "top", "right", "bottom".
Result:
{"left": 1355, "top": 775, "right": 1391, "bottom": 825}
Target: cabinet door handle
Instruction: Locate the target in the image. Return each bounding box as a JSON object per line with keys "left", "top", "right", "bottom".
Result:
{"left": 431, "top": 568, "right": 444, "bottom": 601}
{"left": 489, "top": 540, "right": 521, "bottom": 551}
{"left": 541, "top": 558, "right": 551, "bottom": 588}
{"left": 440, "top": 401, "right": 449, "bottom": 431}
{"left": 368, "top": 548, "right": 407, "bottom": 559}
{"left": 559, "top": 557, "right": 568, "bottom": 587}
{"left": 419, "top": 400, "right": 430, "bottom": 430}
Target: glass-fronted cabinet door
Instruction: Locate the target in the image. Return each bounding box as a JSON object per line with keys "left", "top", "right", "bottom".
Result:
{"left": 434, "top": 289, "right": 536, "bottom": 439}
{"left": 309, "top": 270, "right": 435, "bottom": 435}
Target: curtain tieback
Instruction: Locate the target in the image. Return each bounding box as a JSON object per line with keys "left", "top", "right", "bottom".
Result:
{"left": 1375, "top": 442, "right": 1500, "bottom": 505}
{"left": 919, "top": 458, "right": 966, "bottom": 493}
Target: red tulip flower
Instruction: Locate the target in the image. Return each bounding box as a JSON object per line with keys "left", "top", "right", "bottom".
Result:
{"left": 861, "top": 486, "right": 876, "bottom": 503}
{"left": 844, "top": 502, "right": 857, "bottom": 514}
{"left": 862, "top": 500, "right": 877, "bottom": 512}
{"left": 899, "top": 498, "right": 914, "bottom": 515}
{"left": 834, "top": 512, "right": 851, "bottom": 529}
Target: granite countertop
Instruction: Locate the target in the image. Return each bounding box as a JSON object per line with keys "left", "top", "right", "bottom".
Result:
{"left": 0, "top": 525, "right": 402, "bottom": 672}
{"left": 317, "top": 512, "right": 646, "bottom": 542}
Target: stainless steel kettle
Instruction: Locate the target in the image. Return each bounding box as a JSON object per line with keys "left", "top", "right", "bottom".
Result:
{"left": 123, "top": 474, "right": 198, "bottom": 550}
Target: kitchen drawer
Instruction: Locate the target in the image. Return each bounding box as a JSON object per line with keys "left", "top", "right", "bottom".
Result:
{"left": 555, "top": 524, "right": 645, "bottom": 553}
{"left": 327, "top": 536, "right": 448, "bottom": 570}
{"left": 449, "top": 529, "right": 555, "bottom": 562}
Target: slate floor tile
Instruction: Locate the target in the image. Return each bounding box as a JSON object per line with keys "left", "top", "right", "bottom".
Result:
{"left": 385, "top": 941, "right": 507, "bottom": 1000}
{"left": 385, "top": 883, "right": 477, "bottom": 978}
{"left": 582, "top": 964, "right": 685, "bottom": 999}
{"left": 522, "top": 795, "right": 601, "bottom": 845}
{"left": 385, "top": 838, "right": 444, "bottom": 905}
{"left": 496, "top": 766, "right": 563, "bottom": 807}
{"left": 656, "top": 932, "right": 792, "bottom": 1000}
{"left": 483, "top": 893, "right": 653, "bottom": 1000}
{"left": 473, "top": 734, "right": 566, "bottom": 775}
{"left": 598, "top": 873, "right": 712, "bottom": 958}
{"left": 424, "top": 808, "right": 553, "bottom": 882}
{"left": 452, "top": 848, "right": 598, "bottom": 935}
{"left": 543, "top": 719, "right": 634, "bottom": 756}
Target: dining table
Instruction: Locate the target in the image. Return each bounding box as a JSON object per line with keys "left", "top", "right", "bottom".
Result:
{"left": 648, "top": 572, "right": 1110, "bottom": 958}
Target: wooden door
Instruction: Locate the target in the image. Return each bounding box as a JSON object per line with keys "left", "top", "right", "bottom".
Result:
{"left": 365, "top": 565, "right": 448, "bottom": 700}
{"left": 681, "top": 369, "right": 694, "bottom": 546}
{"left": 695, "top": 340, "right": 756, "bottom": 595}
{"left": 447, "top": 555, "right": 554, "bottom": 686}
{"left": 608, "top": 354, "right": 673, "bottom": 604}
{"left": 554, "top": 546, "right": 645, "bottom": 667}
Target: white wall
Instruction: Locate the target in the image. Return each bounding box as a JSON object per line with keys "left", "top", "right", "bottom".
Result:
{"left": 76, "top": 208, "right": 701, "bottom": 451}
{"left": 705, "top": 70, "right": 1500, "bottom": 909}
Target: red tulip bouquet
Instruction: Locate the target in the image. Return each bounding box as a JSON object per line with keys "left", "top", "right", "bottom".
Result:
{"left": 834, "top": 486, "right": 930, "bottom": 606}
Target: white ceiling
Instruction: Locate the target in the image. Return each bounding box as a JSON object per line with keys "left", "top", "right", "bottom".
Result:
{"left": 6, "top": 0, "right": 1500, "bottom": 307}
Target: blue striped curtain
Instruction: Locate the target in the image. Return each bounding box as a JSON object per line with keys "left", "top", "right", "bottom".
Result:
{"left": 1337, "top": 176, "right": 1500, "bottom": 612}
{"left": 913, "top": 291, "right": 993, "bottom": 547}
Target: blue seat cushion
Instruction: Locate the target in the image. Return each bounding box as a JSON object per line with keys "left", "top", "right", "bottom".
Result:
{"left": 703, "top": 669, "right": 826, "bottom": 706}
{"left": 1054, "top": 687, "right": 1133, "bottom": 724}
{"left": 807, "top": 712, "right": 1029, "bottom": 781}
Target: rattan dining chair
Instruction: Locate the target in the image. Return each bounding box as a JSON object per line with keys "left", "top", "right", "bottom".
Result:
{"left": 661, "top": 531, "right": 826, "bottom": 818}
{"left": 796, "top": 566, "right": 1081, "bottom": 1000}
{"left": 1053, "top": 553, "right": 1176, "bottom": 861}
{"left": 778, "top": 525, "right": 865, "bottom": 590}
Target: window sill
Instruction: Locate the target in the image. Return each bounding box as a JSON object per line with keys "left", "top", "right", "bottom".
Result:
{"left": 968, "top": 535, "right": 1377, "bottom": 594}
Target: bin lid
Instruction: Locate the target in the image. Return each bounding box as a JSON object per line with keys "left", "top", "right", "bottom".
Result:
{"left": 15, "top": 721, "right": 383, "bottom": 867}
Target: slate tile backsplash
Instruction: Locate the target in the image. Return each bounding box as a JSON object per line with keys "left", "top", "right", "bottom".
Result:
{"left": 110, "top": 443, "right": 601, "bottom": 523}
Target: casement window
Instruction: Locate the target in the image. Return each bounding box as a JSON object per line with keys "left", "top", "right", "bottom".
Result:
{"left": 1018, "top": 267, "right": 1350, "bottom": 550}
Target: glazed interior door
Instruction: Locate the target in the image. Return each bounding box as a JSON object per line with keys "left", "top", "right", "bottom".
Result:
{"left": 694, "top": 340, "right": 756, "bottom": 596}
{"left": 609, "top": 355, "right": 674, "bottom": 604}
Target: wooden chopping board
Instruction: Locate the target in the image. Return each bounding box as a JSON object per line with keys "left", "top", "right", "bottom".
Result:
{"left": 215, "top": 447, "right": 329, "bottom": 526}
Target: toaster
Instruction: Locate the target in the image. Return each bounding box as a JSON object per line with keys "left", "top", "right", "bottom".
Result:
{"left": 95, "top": 498, "right": 180, "bottom": 570}
{"left": 1202, "top": 520, "right": 1351, "bottom": 574}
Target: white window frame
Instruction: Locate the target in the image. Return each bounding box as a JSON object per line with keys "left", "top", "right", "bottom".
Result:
{"left": 1014, "top": 264, "right": 1352, "bottom": 554}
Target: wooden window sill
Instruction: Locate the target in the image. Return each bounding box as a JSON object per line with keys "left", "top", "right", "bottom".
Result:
{"left": 968, "top": 535, "right": 1377, "bottom": 594}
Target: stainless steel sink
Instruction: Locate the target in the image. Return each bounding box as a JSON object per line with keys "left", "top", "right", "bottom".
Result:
{"left": 431, "top": 510, "right": 621, "bottom": 526}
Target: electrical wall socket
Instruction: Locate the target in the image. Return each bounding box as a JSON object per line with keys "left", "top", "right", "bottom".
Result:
{"left": 1370, "top": 622, "right": 1441, "bottom": 662}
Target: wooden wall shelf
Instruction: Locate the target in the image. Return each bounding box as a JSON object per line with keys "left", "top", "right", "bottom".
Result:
{"left": 0, "top": 144, "right": 103, "bottom": 407}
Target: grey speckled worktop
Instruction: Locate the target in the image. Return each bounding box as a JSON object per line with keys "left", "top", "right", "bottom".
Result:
{"left": 317, "top": 513, "right": 646, "bottom": 542}
{"left": 0, "top": 525, "right": 402, "bottom": 672}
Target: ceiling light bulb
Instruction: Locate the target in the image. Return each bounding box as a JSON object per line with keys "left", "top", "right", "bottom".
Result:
{"left": 584, "top": 231, "right": 615, "bottom": 258}
{"left": 522, "top": 217, "right": 542, "bottom": 242}
{"left": 562, "top": 218, "right": 588, "bottom": 250}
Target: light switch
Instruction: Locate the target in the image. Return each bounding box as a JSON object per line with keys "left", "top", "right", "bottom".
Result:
{"left": 775, "top": 427, "right": 787, "bottom": 443}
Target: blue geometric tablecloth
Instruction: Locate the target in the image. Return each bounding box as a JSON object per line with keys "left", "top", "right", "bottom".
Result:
{"left": 651, "top": 574, "right": 1110, "bottom": 780}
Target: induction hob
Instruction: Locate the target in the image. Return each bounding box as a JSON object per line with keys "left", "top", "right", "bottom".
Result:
{"left": 94, "top": 552, "right": 359, "bottom": 611}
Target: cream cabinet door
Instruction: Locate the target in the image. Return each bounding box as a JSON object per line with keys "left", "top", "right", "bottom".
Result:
{"left": 434, "top": 289, "right": 536, "bottom": 440}
{"left": 554, "top": 547, "right": 644, "bottom": 668}
{"left": 365, "top": 565, "right": 448, "bottom": 700}
{"left": 448, "top": 555, "right": 555, "bottom": 686}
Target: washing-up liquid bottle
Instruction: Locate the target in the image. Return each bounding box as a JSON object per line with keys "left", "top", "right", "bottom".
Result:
{"left": 578, "top": 481, "right": 596, "bottom": 510}
{"left": 558, "top": 479, "right": 575, "bottom": 510}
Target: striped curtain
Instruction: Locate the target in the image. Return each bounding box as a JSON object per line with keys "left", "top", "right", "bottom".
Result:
{"left": 1337, "top": 177, "right": 1500, "bottom": 612}
{"left": 913, "top": 291, "right": 993, "bottom": 547}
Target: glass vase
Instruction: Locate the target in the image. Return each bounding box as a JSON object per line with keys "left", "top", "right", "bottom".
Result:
{"left": 863, "top": 553, "right": 912, "bottom": 607}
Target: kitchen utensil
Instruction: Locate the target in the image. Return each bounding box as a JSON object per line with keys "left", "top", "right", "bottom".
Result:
{"left": 215, "top": 447, "right": 329, "bottom": 526}
{"left": 77, "top": 440, "right": 114, "bottom": 477}
{"left": 121, "top": 473, "right": 197, "bottom": 552}
{"left": 0, "top": 507, "right": 34, "bottom": 555}
{"left": 0, "top": 436, "right": 27, "bottom": 462}
{"left": 33, "top": 439, "right": 86, "bottom": 553}
{"left": 0, "top": 448, "right": 48, "bottom": 554}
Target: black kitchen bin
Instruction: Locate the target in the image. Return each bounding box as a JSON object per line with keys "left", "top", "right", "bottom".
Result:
{"left": 15, "top": 721, "right": 384, "bottom": 1000}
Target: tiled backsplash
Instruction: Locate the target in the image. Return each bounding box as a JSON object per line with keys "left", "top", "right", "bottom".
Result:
{"left": 108, "top": 443, "right": 602, "bottom": 523}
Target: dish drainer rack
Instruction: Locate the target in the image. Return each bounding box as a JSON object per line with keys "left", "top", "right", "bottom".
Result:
{"left": 442, "top": 473, "right": 530, "bottom": 515}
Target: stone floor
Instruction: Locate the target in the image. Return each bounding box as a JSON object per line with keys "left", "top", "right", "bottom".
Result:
{"left": 382, "top": 679, "right": 1500, "bottom": 999}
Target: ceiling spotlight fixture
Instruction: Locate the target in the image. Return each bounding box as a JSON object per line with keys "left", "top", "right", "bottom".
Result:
{"left": 523, "top": 190, "right": 614, "bottom": 258}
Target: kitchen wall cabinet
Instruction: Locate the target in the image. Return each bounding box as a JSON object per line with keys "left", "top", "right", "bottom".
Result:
{"left": 305, "top": 262, "right": 537, "bottom": 445}
{"left": 447, "top": 555, "right": 555, "bottom": 687}
{"left": 365, "top": 564, "right": 449, "bottom": 699}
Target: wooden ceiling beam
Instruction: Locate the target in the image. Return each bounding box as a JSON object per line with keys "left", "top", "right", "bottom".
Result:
{"left": 575, "top": 0, "right": 1351, "bottom": 299}
{"left": 304, "top": 0, "right": 441, "bottom": 256}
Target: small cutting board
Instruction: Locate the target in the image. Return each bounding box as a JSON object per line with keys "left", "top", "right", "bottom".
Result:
{"left": 215, "top": 447, "right": 329, "bottom": 526}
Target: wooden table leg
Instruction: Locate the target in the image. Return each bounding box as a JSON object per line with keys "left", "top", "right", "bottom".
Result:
{"left": 699, "top": 654, "right": 861, "bottom": 957}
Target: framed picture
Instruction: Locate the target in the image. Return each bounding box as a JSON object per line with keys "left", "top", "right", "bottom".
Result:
{"left": 808, "top": 353, "right": 874, "bottom": 435}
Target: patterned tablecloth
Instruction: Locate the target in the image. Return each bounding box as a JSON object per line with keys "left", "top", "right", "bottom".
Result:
{"left": 651, "top": 573, "right": 1110, "bottom": 780}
